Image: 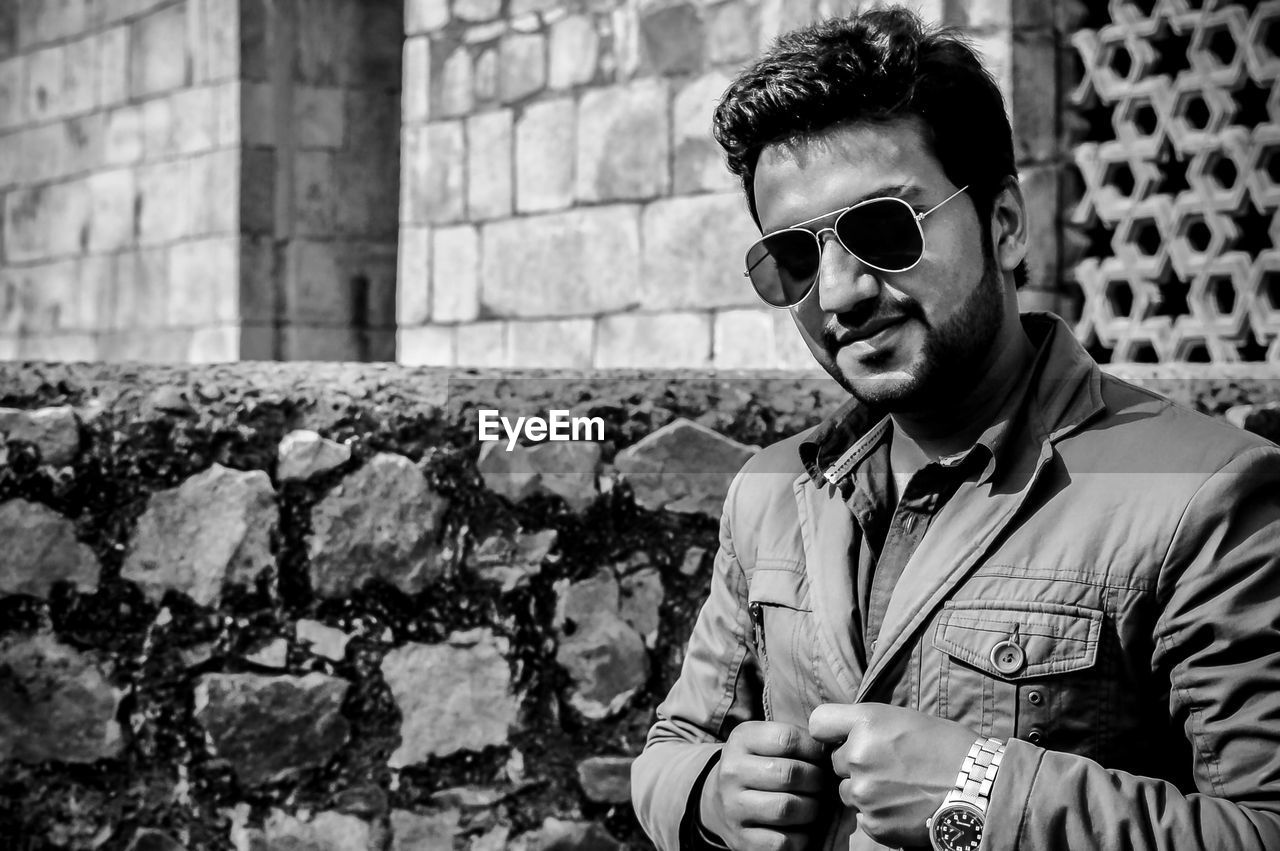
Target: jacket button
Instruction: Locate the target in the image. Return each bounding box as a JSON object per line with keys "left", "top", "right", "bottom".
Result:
{"left": 1026, "top": 689, "right": 1044, "bottom": 706}
{"left": 1027, "top": 729, "right": 1044, "bottom": 745}
{"left": 990, "top": 640, "right": 1026, "bottom": 675}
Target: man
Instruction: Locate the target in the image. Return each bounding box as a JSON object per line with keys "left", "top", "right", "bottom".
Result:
{"left": 631, "top": 8, "right": 1280, "bottom": 851}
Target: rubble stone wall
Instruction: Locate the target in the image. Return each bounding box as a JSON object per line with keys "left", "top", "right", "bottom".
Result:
{"left": 2, "top": 360, "right": 1279, "bottom": 850}
{"left": 395, "top": 0, "right": 1074, "bottom": 369}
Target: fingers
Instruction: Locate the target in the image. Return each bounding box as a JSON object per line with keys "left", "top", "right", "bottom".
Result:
{"left": 734, "top": 720, "right": 827, "bottom": 763}
{"left": 808, "top": 702, "right": 867, "bottom": 744}
{"left": 733, "top": 788, "right": 821, "bottom": 827}
{"left": 714, "top": 722, "right": 831, "bottom": 848}
{"left": 737, "top": 827, "right": 811, "bottom": 851}
{"left": 735, "top": 755, "right": 827, "bottom": 795}
{"left": 837, "top": 776, "right": 859, "bottom": 809}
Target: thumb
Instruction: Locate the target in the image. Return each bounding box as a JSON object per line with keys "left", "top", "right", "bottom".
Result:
{"left": 808, "top": 702, "right": 865, "bottom": 744}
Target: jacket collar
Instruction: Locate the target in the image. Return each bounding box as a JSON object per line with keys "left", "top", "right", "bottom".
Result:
{"left": 798, "top": 312, "right": 1104, "bottom": 488}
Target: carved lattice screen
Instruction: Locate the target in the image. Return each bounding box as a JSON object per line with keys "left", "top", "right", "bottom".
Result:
{"left": 1069, "top": 0, "right": 1278, "bottom": 363}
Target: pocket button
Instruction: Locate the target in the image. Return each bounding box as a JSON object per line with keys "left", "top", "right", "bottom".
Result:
{"left": 990, "top": 640, "right": 1026, "bottom": 675}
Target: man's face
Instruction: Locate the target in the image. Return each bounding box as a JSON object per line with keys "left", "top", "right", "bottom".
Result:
{"left": 752, "top": 118, "right": 1008, "bottom": 410}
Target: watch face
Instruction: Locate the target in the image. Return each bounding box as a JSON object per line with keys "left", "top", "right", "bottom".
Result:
{"left": 931, "top": 806, "right": 983, "bottom": 851}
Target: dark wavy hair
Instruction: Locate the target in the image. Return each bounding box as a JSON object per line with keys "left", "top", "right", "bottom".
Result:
{"left": 713, "top": 7, "right": 1027, "bottom": 286}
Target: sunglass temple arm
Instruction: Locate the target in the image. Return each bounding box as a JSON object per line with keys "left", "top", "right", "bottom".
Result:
{"left": 915, "top": 184, "right": 970, "bottom": 221}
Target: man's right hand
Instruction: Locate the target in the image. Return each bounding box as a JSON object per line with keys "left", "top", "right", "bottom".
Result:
{"left": 700, "top": 720, "right": 830, "bottom": 851}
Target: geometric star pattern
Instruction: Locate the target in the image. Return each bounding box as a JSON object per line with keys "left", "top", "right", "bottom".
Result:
{"left": 1070, "top": 0, "right": 1280, "bottom": 363}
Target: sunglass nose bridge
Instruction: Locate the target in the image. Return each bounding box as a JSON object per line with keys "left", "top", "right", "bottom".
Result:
{"left": 813, "top": 226, "right": 859, "bottom": 267}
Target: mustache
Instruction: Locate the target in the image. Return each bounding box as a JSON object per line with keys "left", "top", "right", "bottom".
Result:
{"left": 821, "top": 298, "right": 925, "bottom": 348}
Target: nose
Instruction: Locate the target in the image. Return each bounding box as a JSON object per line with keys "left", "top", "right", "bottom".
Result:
{"left": 814, "top": 230, "right": 880, "bottom": 314}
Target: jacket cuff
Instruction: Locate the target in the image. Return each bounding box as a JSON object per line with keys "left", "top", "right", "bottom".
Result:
{"left": 680, "top": 750, "right": 730, "bottom": 850}
{"left": 980, "top": 737, "right": 1044, "bottom": 851}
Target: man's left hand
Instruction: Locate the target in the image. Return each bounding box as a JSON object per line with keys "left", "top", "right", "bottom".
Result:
{"left": 809, "top": 703, "right": 979, "bottom": 848}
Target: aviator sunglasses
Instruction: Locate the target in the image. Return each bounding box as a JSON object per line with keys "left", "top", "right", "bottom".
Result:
{"left": 743, "top": 185, "right": 970, "bottom": 308}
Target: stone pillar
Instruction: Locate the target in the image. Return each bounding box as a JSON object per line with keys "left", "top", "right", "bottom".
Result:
{"left": 253, "top": 0, "right": 404, "bottom": 362}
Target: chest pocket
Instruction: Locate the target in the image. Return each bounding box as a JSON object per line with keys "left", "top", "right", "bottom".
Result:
{"left": 931, "top": 600, "right": 1104, "bottom": 751}
{"left": 747, "top": 566, "right": 814, "bottom": 723}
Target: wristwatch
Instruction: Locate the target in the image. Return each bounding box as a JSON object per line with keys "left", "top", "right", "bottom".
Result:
{"left": 925, "top": 736, "right": 1006, "bottom": 851}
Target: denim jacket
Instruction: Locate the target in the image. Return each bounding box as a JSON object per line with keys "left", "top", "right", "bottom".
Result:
{"left": 632, "top": 313, "right": 1280, "bottom": 850}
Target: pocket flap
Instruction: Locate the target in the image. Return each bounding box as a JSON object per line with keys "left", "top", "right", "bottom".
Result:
{"left": 747, "top": 567, "right": 811, "bottom": 611}
{"left": 932, "top": 601, "right": 1102, "bottom": 680}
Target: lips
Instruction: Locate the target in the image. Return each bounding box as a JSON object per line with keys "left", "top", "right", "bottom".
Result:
{"left": 834, "top": 315, "right": 909, "bottom": 345}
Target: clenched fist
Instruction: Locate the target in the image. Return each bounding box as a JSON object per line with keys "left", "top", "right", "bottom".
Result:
{"left": 700, "top": 720, "right": 831, "bottom": 851}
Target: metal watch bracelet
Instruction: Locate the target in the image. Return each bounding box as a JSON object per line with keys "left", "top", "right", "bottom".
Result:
{"left": 926, "top": 736, "right": 1008, "bottom": 851}
{"left": 953, "top": 736, "right": 1005, "bottom": 805}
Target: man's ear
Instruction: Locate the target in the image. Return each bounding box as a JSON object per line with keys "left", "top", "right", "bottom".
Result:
{"left": 990, "top": 175, "right": 1028, "bottom": 276}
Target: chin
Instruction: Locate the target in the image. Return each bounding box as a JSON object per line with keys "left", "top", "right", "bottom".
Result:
{"left": 843, "top": 371, "right": 926, "bottom": 409}
{"left": 828, "top": 342, "right": 923, "bottom": 407}
{"left": 822, "top": 360, "right": 924, "bottom": 409}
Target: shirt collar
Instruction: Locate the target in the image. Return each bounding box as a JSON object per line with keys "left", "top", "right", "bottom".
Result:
{"left": 799, "top": 313, "right": 1078, "bottom": 489}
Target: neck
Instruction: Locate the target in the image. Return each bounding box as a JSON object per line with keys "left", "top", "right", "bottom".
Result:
{"left": 890, "top": 321, "right": 1035, "bottom": 464}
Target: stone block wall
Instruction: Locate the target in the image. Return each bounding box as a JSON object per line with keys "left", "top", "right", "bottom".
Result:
{"left": 0, "top": 0, "right": 244, "bottom": 362}
{"left": 0, "top": 0, "right": 404, "bottom": 364}
{"left": 1, "top": 361, "right": 1278, "bottom": 850}
{"left": 395, "top": 0, "right": 1078, "bottom": 369}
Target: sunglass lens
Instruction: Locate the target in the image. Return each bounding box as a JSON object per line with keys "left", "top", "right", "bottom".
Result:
{"left": 835, "top": 199, "right": 924, "bottom": 272}
{"left": 747, "top": 230, "right": 820, "bottom": 307}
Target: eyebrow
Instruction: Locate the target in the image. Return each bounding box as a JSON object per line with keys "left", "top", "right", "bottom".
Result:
{"left": 782, "top": 184, "right": 923, "bottom": 231}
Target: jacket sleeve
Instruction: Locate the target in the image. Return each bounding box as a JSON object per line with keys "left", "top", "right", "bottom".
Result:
{"left": 631, "top": 471, "right": 765, "bottom": 851}
{"left": 984, "top": 445, "right": 1280, "bottom": 850}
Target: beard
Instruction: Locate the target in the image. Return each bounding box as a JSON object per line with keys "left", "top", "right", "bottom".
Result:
{"left": 823, "top": 251, "right": 1006, "bottom": 412}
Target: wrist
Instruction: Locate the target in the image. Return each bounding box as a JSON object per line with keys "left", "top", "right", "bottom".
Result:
{"left": 698, "top": 760, "right": 732, "bottom": 845}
